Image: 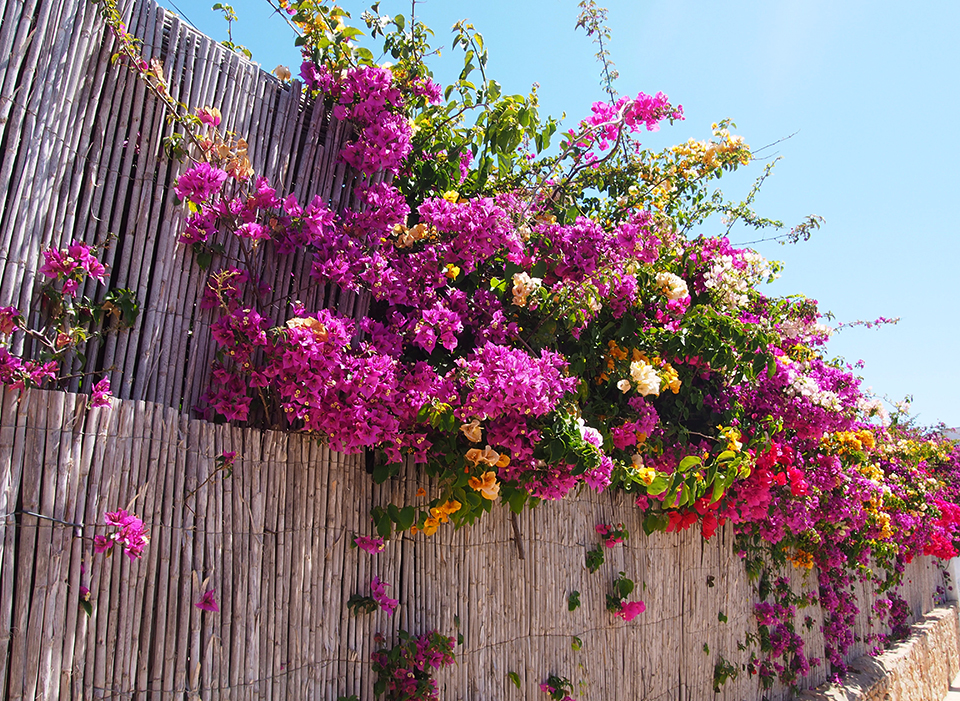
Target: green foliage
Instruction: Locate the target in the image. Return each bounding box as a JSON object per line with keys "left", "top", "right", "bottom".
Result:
{"left": 713, "top": 655, "right": 739, "bottom": 692}
{"left": 346, "top": 593, "right": 379, "bottom": 615}
{"left": 211, "top": 3, "right": 252, "bottom": 59}
{"left": 585, "top": 544, "right": 605, "bottom": 573}
{"left": 567, "top": 590, "right": 581, "bottom": 611}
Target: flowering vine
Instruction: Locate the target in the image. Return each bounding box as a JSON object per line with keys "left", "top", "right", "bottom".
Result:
{"left": 93, "top": 0, "right": 960, "bottom": 689}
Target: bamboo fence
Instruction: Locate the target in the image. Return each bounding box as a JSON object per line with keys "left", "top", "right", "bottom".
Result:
{"left": 0, "top": 387, "right": 947, "bottom": 700}
{"left": 0, "top": 0, "right": 951, "bottom": 698}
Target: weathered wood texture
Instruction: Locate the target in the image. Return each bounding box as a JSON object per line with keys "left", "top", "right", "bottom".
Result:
{"left": 0, "top": 387, "right": 947, "bottom": 700}
{"left": 0, "top": 0, "right": 365, "bottom": 413}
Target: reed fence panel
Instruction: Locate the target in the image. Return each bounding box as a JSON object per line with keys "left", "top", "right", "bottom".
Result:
{"left": 0, "top": 388, "right": 947, "bottom": 700}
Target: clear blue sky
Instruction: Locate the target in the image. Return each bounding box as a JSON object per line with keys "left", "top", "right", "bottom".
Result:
{"left": 160, "top": 0, "right": 960, "bottom": 428}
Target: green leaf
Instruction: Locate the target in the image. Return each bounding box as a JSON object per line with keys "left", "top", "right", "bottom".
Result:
{"left": 375, "top": 511, "right": 393, "bottom": 540}
{"left": 646, "top": 475, "right": 669, "bottom": 496}
{"left": 716, "top": 450, "right": 736, "bottom": 462}
{"left": 102, "top": 288, "right": 140, "bottom": 327}
{"left": 507, "top": 671, "right": 521, "bottom": 689}
{"left": 549, "top": 439, "right": 565, "bottom": 463}
{"left": 507, "top": 489, "right": 527, "bottom": 514}
{"left": 396, "top": 505, "right": 415, "bottom": 531}
{"left": 710, "top": 477, "right": 726, "bottom": 503}
{"left": 79, "top": 598, "right": 93, "bottom": 617}
{"left": 195, "top": 246, "right": 213, "bottom": 271}
{"left": 567, "top": 590, "right": 581, "bottom": 611}
{"left": 571, "top": 636, "right": 582, "bottom": 651}
{"left": 678, "top": 455, "right": 702, "bottom": 472}
{"left": 372, "top": 462, "right": 392, "bottom": 484}
{"left": 643, "top": 512, "right": 668, "bottom": 535}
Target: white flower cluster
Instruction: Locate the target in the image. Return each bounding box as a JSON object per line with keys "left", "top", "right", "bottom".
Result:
{"left": 782, "top": 360, "right": 841, "bottom": 411}
{"left": 857, "top": 395, "right": 890, "bottom": 426}
{"left": 629, "top": 359, "right": 661, "bottom": 396}
{"left": 703, "top": 251, "right": 778, "bottom": 309}
{"left": 512, "top": 272, "right": 542, "bottom": 307}
{"left": 655, "top": 271, "right": 689, "bottom": 301}
{"left": 779, "top": 318, "right": 834, "bottom": 344}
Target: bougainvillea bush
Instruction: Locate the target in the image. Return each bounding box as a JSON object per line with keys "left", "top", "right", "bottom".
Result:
{"left": 97, "top": 0, "right": 960, "bottom": 691}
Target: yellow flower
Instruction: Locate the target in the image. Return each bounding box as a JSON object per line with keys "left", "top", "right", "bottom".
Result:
{"left": 607, "top": 340, "right": 628, "bottom": 361}
{"left": 442, "top": 190, "right": 460, "bottom": 203}
{"left": 637, "top": 467, "right": 656, "bottom": 487}
{"left": 466, "top": 445, "right": 500, "bottom": 467}
{"left": 440, "top": 499, "right": 461, "bottom": 516}
{"left": 444, "top": 263, "right": 460, "bottom": 280}
{"left": 474, "top": 445, "right": 501, "bottom": 466}
{"left": 717, "top": 425, "right": 742, "bottom": 453}
{"left": 430, "top": 499, "right": 461, "bottom": 524}
{"left": 661, "top": 363, "right": 681, "bottom": 394}
{"left": 468, "top": 471, "right": 500, "bottom": 500}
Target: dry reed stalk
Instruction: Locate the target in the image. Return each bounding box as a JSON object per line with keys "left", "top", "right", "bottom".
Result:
{"left": 22, "top": 390, "right": 62, "bottom": 700}
{"left": 0, "top": 388, "right": 27, "bottom": 695}
{"left": 7, "top": 392, "right": 46, "bottom": 701}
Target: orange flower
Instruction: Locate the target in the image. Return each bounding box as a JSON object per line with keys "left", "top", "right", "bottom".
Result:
{"left": 460, "top": 419, "right": 483, "bottom": 443}
{"left": 430, "top": 499, "right": 462, "bottom": 523}
{"left": 286, "top": 316, "right": 328, "bottom": 341}
{"left": 416, "top": 487, "right": 427, "bottom": 497}
{"left": 466, "top": 445, "right": 501, "bottom": 466}
{"left": 422, "top": 516, "right": 440, "bottom": 536}
{"left": 468, "top": 471, "right": 500, "bottom": 500}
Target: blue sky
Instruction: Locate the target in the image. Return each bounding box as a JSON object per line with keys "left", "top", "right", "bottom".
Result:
{"left": 161, "top": 0, "right": 960, "bottom": 428}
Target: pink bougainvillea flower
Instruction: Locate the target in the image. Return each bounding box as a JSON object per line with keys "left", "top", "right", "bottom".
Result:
{"left": 98, "top": 509, "right": 149, "bottom": 560}
{"left": 91, "top": 377, "right": 111, "bottom": 408}
{"left": 195, "top": 105, "right": 222, "bottom": 127}
{"left": 195, "top": 589, "right": 219, "bottom": 612}
{"left": 354, "top": 535, "right": 386, "bottom": 553}
{"left": 615, "top": 600, "right": 646, "bottom": 621}
{"left": 370, "top": 576, "right": 398, "bottom": 615}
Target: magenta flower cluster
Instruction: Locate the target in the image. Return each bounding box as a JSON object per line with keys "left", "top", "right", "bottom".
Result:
{"left": 93, "top": 509, "right": 149, "bottom": 560}
{"left": 370, "top": 630, "right": 455, "bottom": 701}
